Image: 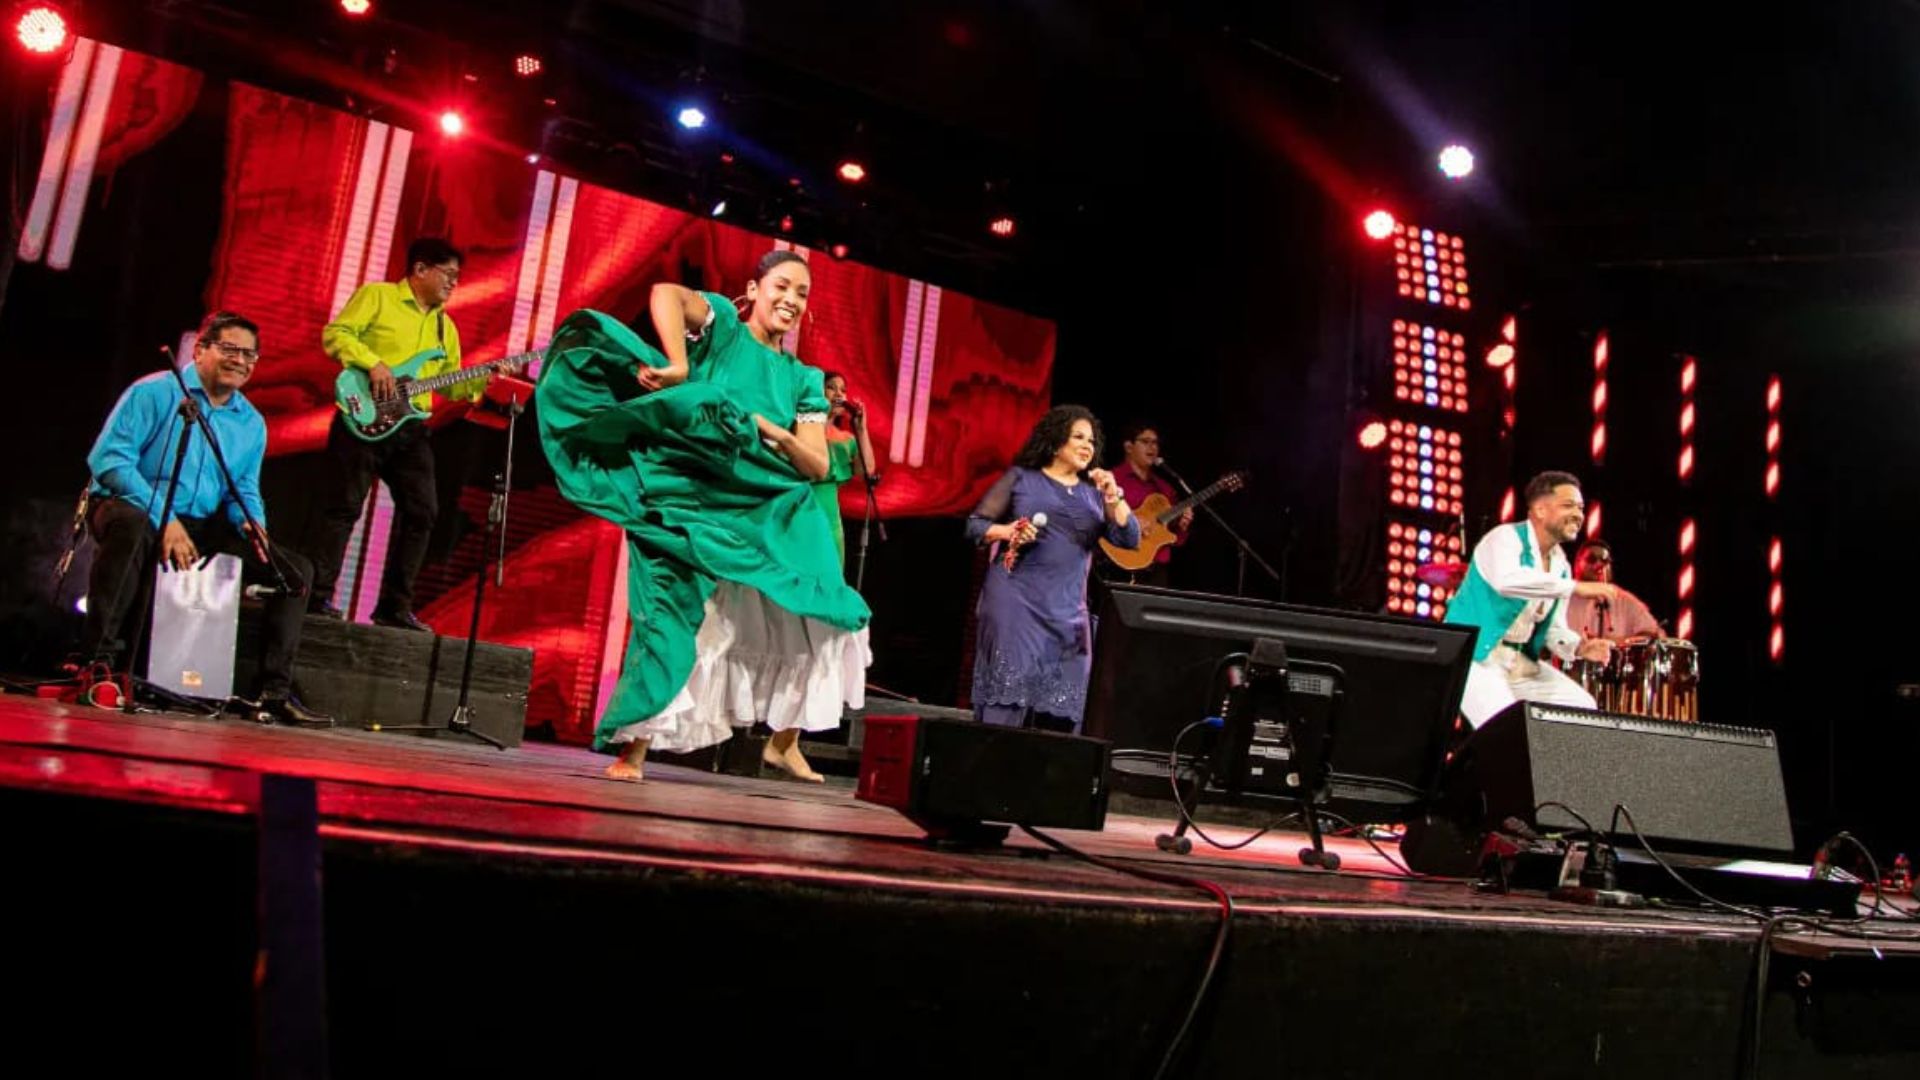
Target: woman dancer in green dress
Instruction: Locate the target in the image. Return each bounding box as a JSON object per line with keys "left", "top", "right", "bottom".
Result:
{"left": 537, "top": 250, "right": 871, "bottom": 782}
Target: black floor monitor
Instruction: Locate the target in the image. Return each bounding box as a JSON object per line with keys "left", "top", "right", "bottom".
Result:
{"left": 1086, "top": 584, "right": 1476, "bottom": 822}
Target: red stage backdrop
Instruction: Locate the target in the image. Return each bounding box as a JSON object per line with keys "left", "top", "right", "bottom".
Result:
{"left": 27, "top": 43, "right": 1055, "bottom": 742}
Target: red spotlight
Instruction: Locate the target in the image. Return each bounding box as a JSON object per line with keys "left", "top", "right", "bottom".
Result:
{"left": 1363, "top": 209, "right": 1397, "bottom": 240}
{"left": 339, "top": 0, "right": 372, "bottom": 15}
{"left": 438, "top": 110, "right": 464, "bottom": 137}
{"left": 1357, "top": 420, "right": 1388, "bottom": 450}
{"left": 836, "top": 161, "right": 867, "bottom": 183}
{"left": 829, "top": 243, "right": 849, "bottom": 260}
{"left": 778, "top": 215, "right": 794, "bottom": 234}
{"left": 988, "top": 216, "right": 1016, "bottom": 238}
{"left": 514, "top": 54, "right": 543, "bottom": 78}
{"left": 14, "top": 4, "right": 67, "bottom": 53}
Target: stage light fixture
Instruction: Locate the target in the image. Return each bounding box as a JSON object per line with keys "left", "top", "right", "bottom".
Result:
{"left": 13, "top": 3, "right": 67, "bottom": 53}
{"left": 1363, "top": 209, "right": 1397, "bottom": 240}
{"left": 710, "top": 200, "right": 727, "bottom": 218}
{"left": 339, "top": 0, "right": 372, "bottom": 15}
{"left": 1357, "top": 420, "right": 1388, "bottom": 450}
{"left": 1438, "top": 144, "right": 1475, "bottom": 180}
{"left": 829, "top": 243, "right": 849, "bottom": 260}
{"left": 1484, "top": 343, "right": 1514, "bottom": 368}
{"left": 438, "top": 110, "right": 464, "bottom": 136}
{"left": 836, "top": 160, "right": 867, "bottom": 183}
{"left": 514, "top": 54, "right": 542, "bottom": 78}
{"left": 676, "top": 106, "right": 708, "bottom": 130}
{"left": 989, "top": 216, "right": 1016, "bottom": 238}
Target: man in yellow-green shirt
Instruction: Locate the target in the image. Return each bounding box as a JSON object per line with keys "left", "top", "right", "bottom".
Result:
{"left": 308, "top": 237, "right": 479, "bottom": 630}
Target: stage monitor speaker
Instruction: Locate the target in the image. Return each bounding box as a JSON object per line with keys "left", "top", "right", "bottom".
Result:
{"left": 857, "top": 716, "right": 1110, "bottom": 842}
{"left": 1427, "top": 701, "right": 1794, "bottom": 861}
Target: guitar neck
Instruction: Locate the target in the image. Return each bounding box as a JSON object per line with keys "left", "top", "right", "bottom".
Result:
{"left": 405, "top": 350, "right": 540, "bottom": 395}
{"left": 1157, "top": 476, "right": 1234, "bottom": 524}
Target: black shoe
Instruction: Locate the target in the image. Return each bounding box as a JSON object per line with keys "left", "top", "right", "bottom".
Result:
{"left": 372, "top": 610, "right": 432, "bottom": 633}
{"left": 309, "top": 601, "right": 346, "bottom": 620}
{"left": 259, "top": 695, "right": 335, "bottom": 729}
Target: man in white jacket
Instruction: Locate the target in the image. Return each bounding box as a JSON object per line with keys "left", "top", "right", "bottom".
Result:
{"left": 1443, "top": 471, "right": 1618, "bottom": 728}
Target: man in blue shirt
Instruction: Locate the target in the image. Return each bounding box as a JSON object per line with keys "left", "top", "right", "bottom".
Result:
{"left": 81, "top": 311, "right": 332, "bottom": 727}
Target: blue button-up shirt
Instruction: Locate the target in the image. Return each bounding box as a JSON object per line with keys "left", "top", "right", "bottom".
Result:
{"left": 87, "top": 362, "right": 268, "bottom": 530}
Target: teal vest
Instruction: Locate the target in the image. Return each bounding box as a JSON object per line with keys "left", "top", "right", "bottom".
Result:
{"left": 1443, "top": 522, "right": 1565, "bottom": 662}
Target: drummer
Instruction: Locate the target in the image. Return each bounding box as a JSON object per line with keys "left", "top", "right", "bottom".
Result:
{"left": 1564, "top": 540, "right": 1665, "bottom": 643}
{"left": 1444, "top": 471, "right": 1619, "bottom": 728}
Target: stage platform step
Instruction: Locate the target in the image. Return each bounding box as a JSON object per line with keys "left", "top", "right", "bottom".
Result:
{"left": 236, "top": 611, "right": 531, "bottom": 746}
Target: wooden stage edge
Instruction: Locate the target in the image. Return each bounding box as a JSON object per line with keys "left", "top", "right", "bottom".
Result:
{"left": 3, "top": 691, "right": 1913, "bottom": 933}
{"left": 7, "top": 691, "right": 1920, "bottom": 1078}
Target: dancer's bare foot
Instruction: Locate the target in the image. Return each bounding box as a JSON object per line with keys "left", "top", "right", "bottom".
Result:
{"left": 762, "top": 729, "right": 824, "bottom": 783}
{"left": 604, "top": 737, "right": 649, "bottom": 781}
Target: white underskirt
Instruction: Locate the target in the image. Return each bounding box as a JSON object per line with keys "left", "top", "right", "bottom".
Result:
{"left": 605, "top": 581, "right": 870, "bottom": 753}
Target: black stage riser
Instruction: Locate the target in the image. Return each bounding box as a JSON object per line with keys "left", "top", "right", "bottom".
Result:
{"left": 234, "top": 612, "right": 531, "bottom": 746}
{"left": 8, "top": 787, "right": 1915, "bottom": 1079}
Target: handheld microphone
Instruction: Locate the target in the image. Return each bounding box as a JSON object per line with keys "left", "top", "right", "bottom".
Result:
{"left": 1001, "top": 512, "right": 1047, "bottom": 571}
{"left": 243, "top": 584, "right": 283, "bottom": 600}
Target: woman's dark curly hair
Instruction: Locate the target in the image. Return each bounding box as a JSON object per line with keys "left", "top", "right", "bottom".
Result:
{"left": 1013, "top": 404, "right": 1103, "bottom": 470}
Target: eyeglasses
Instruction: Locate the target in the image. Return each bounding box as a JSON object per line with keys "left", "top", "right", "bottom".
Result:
{"left": 204, "top": 341, "right": 260, "bottom": 363}
{"left": 427, "top": 264, "right": 461, "bottom": 284}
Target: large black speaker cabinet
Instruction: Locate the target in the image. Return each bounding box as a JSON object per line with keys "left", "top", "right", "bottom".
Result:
{"left": 1425, "top": 701, "right": 1794, "bottom": 858}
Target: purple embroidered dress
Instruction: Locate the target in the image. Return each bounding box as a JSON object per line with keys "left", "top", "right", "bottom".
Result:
{"left": 966, "top": 467, "right": 1139, "bottom": 731}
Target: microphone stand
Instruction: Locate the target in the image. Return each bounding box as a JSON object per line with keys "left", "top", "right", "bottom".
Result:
{"left": 847, "top": 407, "right": 886, "bottom": 594}
{"left": 1156, "top": 460, "right": 1283, "bottom": 598}
{"left": 117, "top": 348, "right": 295, "bottom": 715}
{"left": 366, "top": 389, "right": 520, "bottom": 749}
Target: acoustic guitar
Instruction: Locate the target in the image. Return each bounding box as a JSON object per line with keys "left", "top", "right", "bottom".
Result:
{"left": 1098, "top": 471, "right": 1247, "bottom": 572}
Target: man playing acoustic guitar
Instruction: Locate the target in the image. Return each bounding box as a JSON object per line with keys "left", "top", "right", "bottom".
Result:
{"left": 1109, "top": 423, "right": 1192, "bottom": 588}
{"left": 307, "top": 237, "right": 485, "bottom": 630}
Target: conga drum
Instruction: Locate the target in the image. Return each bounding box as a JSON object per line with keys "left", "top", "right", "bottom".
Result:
{"left": 1647, "top": 638, "right": 1700, "bottom": 722}
{"left": 1614, "top": 637, "right": 1700, "bottom": 721}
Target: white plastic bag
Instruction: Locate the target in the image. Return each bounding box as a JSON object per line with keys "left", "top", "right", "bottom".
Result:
{"left": 146, "top": 553, "right": 241, "bottom": 700}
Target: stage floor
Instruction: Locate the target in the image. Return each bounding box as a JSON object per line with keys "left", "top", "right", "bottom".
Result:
{"left": 4, "top": 691, "right": 1917, "bottom": 1077}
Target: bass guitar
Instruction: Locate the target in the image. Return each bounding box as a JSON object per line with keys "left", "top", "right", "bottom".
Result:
{"left": 334, "top": 348, "right": 539, "bottom": 441}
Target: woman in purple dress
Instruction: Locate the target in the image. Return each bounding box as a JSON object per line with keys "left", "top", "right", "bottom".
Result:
{"left": 967, "top": 405, "right": 1140, "bottom": 732}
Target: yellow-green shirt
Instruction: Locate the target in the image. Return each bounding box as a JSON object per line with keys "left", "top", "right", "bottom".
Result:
{"left": 322, "top": 280, "right": 478, "bottom": 411}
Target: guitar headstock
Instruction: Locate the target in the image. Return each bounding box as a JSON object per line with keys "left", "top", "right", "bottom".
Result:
{"left": 1221, "top": 470, "right": 1248, "bottom": 493}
